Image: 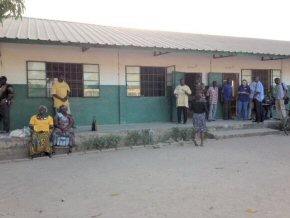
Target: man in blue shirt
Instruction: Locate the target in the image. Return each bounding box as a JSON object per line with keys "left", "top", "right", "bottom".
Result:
{"left": 222, "top": 79, "right": 233, "bottom": 120}
{"left": 253, "top": 76, "right": 264, "bottom": 123}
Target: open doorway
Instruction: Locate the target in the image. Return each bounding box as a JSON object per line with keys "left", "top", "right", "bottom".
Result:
{"left": 208, "top": 72, "right": 239, "bottom": 119}
{"left": 170, "top": 72, "right": 202, "bottom": 121}
{"left": 185, "top": 73, "right": 202, "bottom": 118}
{"left": 223, "top": 73, "right": 239, "bottom": 118}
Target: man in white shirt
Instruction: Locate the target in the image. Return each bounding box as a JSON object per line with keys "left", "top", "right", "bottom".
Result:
{"left": 174, "top": 79, "right": 192, "bottom": 124}
{"left": 274, "top": 78, "right": 288, "bottom": 119}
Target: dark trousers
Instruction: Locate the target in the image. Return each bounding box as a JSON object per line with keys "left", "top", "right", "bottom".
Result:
{"left": 0, "top": 104, "right": 10, "bottom": 132}
{"left": 223, "top": 101, "right": 232, "bottom": 120}
{"left": 253, "top": 99, "right": 264, "bottom": 123}
{"left": 177, "top": 106, "right": 187, "bottom": 124}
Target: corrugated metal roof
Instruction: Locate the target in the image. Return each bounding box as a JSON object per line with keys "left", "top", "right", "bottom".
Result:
{"left": 1, "top": 17, "right": 290, "bottom": 56}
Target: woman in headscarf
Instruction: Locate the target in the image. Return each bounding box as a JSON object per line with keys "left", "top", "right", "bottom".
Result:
{"left": 52, "top": 105, "right": 75, "bottom": 153}
{"left": 29, "top": 105, "right": 54, "bottom": 158}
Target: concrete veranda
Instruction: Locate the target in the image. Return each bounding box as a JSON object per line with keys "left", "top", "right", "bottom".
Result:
{"left": 76, "top": 119, "right": 279, "bottom": 133}
{"left": 0, "top": 119, "right": 281, "bottom": 161}
{"left": 0, "top": 135, "right": 290, "bottom": 218}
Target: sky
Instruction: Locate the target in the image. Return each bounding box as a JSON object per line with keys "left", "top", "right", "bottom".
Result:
{"left": 23, "top": 0, "right": 290, "bottom": 41}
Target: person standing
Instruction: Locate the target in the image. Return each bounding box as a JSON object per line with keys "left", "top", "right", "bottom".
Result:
{"left": 51, "top": 73, "right": 71, "bottom": 114}
{"left": 274, "top": 78, "right": 288, "bottom": 120}
{"left": 174, "top": 79, "right": 192, "bottom": 124}
{"left": 0, "top": 76, "right": 14, "bottom": 133}
{"left": 253, "top": 76, "right": 264, "bottom": 123}
{"left": 191, "top": 94, "right": 208, "bottom": 146}
{"left": 206, "top": 81, "right": 219, "bottom": 121}
{"left": 237, "top": 80, "right": 251, "bottom": 120}
{"left": 221, "top": 79, "right": 233, "bottom": 120}
{"left": 249, "top": 80, "right": 256, "bottom": 121}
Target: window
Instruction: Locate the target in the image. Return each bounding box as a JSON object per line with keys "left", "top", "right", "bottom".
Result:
{"left": 27, "top": 61, "right": 100, "bottom": 97}
{"left": 126, "top": 66, "right": 141, "bottom": 96}
{"left": 241, "top": 69, "right": 281, "bottom": 93}
{"left": 126, "top": 66, "right": 166, "bottom": 97}
{"left": 27, "top": 62, "right": 47, "bottom": 97}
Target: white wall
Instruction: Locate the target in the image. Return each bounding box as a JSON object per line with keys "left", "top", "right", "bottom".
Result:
{"left": 1, "top": 42, "right": 290, "bottom": 85}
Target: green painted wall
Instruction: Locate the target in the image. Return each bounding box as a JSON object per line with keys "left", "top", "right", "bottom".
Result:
{"left": 7, "top": 85, "right": 171, "bottom": 130}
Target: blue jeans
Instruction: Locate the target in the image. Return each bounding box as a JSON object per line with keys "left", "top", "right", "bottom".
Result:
{"left": 208, "top": 104, "right": 217, "bottom": 120}
{"left": 238, "top": 101, "right": 249, "bottom": 120}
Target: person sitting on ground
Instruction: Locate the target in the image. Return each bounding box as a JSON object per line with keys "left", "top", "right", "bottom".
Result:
{"left": 29, "top": 105, "right": 54, "bottom": 158}
{"left": 52, "top": 105, "right": 75, "bottom": 153}
{"left": 191, "top": 93, "right": 208, "bottom": 147}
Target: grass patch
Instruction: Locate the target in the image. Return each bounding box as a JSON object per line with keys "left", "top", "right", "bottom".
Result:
{"left": 83, "top": 135, "right": 121, "bottom": 150}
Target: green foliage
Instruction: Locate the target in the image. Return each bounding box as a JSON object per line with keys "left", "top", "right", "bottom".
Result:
{"left": 105, "top": 135, "right": 121, "bottom": 149}
{"left": 171, "top": 127, "right": 180, "bottom": 141}
{"left": 81, "top": 128, "right": 197, "bottom": 151}
{"left": 157, "top": 131, "right": 171, "bottom": 143}
{"left": 140, "top": 129, "right": 153, "bottom": 145}
{"left": 125, "top": 131, "right": 141, "bottom": 146}
{"left": 0, "top": 0, "right": 25, "bottom": 23}
{"left": 171, "top": 127, "right": 194, "bottom": 141}
{"left": 125, "top": 130, "right": 155, "bottom": 146}
{"left": 83, "top": 137, "right": 96, "bottom": 150}
{"left": 83, "top": 135, "right": 121, "bottom": 150}
{"left": 94, "top": 136, "right": 107, "bottom": 150}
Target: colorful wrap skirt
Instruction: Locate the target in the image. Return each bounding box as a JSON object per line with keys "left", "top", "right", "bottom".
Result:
{"left": 52, "top": 128, "right": 75, "bottom": 147}
{"left": 29, "top": 131, "right": 52, "bottom": 156}
{"left": 193, "top": 113, "right": 207, "bottom": 133}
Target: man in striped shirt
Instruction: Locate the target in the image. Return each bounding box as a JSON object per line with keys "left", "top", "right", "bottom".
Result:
{"left": 206, "top": 81, "right": 219, "bottom": 121}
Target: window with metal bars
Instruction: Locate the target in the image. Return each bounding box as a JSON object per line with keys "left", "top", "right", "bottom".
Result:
{"left": 126, "top": 66, "right": 166, "bottom": 97}
{"left": 27, "top": 61, "right": 100, "bottom": 97}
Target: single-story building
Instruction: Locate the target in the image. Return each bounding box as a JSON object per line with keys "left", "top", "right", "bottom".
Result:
{"left": 1, "top": 17, "right": 290, "bottom": 130}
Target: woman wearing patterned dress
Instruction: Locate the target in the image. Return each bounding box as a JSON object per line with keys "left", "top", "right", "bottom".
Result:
{"left": 191, "top": 94, "right": 208, "bottom": 146}
{"left": 28, "top": 106, "right": 54, "bottom": 158}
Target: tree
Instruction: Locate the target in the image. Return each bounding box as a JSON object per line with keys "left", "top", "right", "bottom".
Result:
{"left": 0, "top": 0, "right": 25, "bottom": 23}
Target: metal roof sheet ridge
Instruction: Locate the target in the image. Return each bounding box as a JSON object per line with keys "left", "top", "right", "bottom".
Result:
{"left": 47, "top": 20, "right": 63, "bottom": 41}
{"left": 120, "top": 28, "right": 168, "bottom": 48}
{"left": 77, "top": 23, "right": 107, "bottom": 44}
{"left": 89, "top": 25, "right": 125, "bottom": 45}
{"left": 153, "top": 31, "right": 196, "bottom": 50}
{"left": 68, "top": 23, "right": 92, "bottom": 43}
{"left": 2, "top": 18, "right": 14, "bottom": 36}
{"left": 107, "top": 26, "right": 151, "bottom": 47}
{"left": 59, "top": 21, "right": 83, "bottom": 43}
{"left": 42, "top": 19, "right": 53, "bottom": 40}
{"left": 16, "top": 17, "right": 290, "bottom": 43}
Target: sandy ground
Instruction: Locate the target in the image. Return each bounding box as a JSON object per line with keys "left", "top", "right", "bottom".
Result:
{"left": 0, "top": 135, "right": 290, "bottom": 218}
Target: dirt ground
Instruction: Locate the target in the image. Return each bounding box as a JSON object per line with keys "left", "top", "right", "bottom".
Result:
{"left": 0, "top": 135, "right": 290, "bottom": 218}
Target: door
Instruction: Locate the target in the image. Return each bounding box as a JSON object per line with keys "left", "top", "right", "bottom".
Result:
{"left": 171, "top": 71, "right": 184, "bottom": 122}
{"left": 223, "top": 73, "right": 239, "bottom": 118}
{"left": 166, "top": 66, "right": 175, "bottom": 122}
{"left": 208, "top": 73, "right": 239, "bottom": 119}
{"left": 185, "top": 73, "right": 202, "bottom": 118}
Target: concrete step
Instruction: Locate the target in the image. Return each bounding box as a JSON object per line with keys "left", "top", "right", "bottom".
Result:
{"left": 208, "top": 128, "right": 281, "bottom": 140}
{"left": 207, "top": 120, "right": 281, "bottom": 132}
